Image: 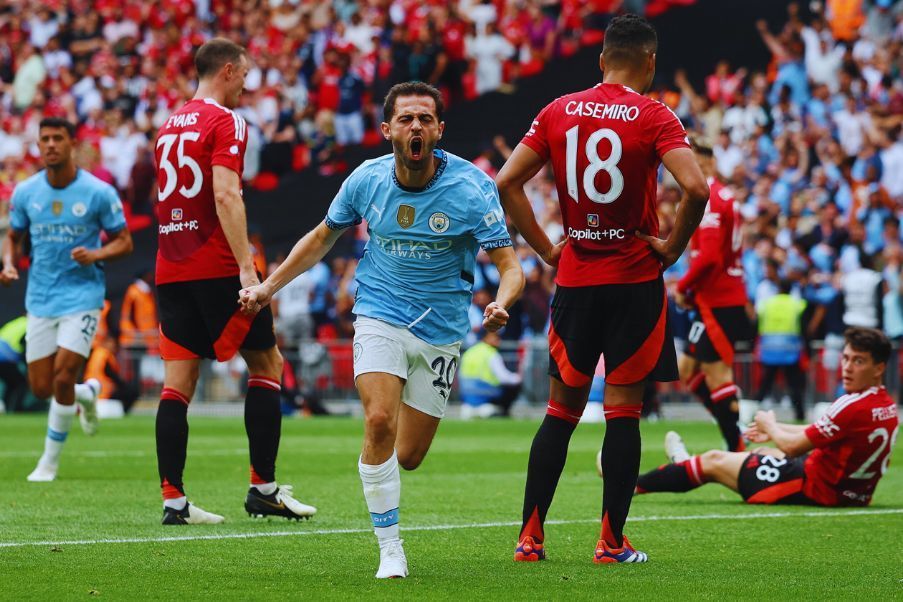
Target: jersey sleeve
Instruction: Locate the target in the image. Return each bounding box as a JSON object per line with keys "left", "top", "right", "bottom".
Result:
{"left": 805, "top": 397, "right": 858, "bottom": 447}
{"left": 519, "top": 100, "right": 555, "bottom": 162}
{"left": 325, "top": 168, "right": 364, "bottom": 231}
{"left": 649, "top": 102, "right": 690, "bottom": 160}
{"left": 98, "top": 184, "right": 127, "bottom": 233}
{"left": 471, "top": 177, "right": 513, "bottom": 250}
{"left": 8, "top": 185, "right": 28, "bottom": 232}
{"left": 210, "top": 111, "right": 248, "bottom": 174}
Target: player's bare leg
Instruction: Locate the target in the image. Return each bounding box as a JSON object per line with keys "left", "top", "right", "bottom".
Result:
{"left": 241, "top": 347, "right": 316, "bottom": 520}
{"left": 27, "top": 349, "right": 96, "bottom": 482}
{"left": 677, "top": 353, "right": 699, "bottom": 387}
{"left": 516, "top": 377, "right": 590, "bottom": 561}
{"left": 637, "top": 433, "right": 749, "bottom": 495}
{"left": 592, "top": 381, "right": 648, "bottom": 563}
{"left": 357, "top": 372, "right": 408, "bottom": 578}
{"left": 395, "top": 403, "right": 441, "bottom": 471}
{"left": 155, "top": 358, "right": 224, "bottom": 524}
{"left": 27, "top": 354, "right": 56, "bottom": 403}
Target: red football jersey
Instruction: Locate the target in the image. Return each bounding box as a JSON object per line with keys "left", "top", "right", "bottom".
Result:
{"left": 803, "top": 386, "right": 899, "bottom": 506}
{"left": 677, "top": 178, "right": 747, "bottom": 308}
{"left": 520, "top": 83, "right": 690, "bottom": 286}
{"left": 154, "top": 98, "right": 247, "bottom": 285}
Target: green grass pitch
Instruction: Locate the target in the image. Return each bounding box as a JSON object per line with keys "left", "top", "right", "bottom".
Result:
{"left": 1, "top": 414, "right": 900, "bottom": 600}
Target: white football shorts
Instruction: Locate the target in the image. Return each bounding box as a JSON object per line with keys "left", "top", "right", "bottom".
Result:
{"left": 26, "top": 309, "right": 102, "bottom": 363}
{"left": 353, "top": 316, "right": 461, "bottom": 419}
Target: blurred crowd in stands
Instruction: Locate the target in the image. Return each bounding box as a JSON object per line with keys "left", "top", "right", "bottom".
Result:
{"left": 0, "top": 0, "right": 685, "bottom": 229}
{"left": 2, "top": 0, "right": 903, "bottom": 412}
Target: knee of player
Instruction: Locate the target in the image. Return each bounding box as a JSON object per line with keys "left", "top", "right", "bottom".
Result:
{"left": 248, "top": 348, "right": 283, "bottom": 380}
{"left": 701, "top": 364, "right": 732, "bottom": 388}
{"left": 364, "top": 409, "right": 397, "bottom": 442}
{"left": 270, "top": 351, "right": 284, "bottom": 377}
{"left": 30, "top": 379, "right": 53, "bottom": 400}
{"left": 52, "top": 368, "right": 78, "bottom": 390}
{"left": 699, "top": 449, "right": 727, "bottom": 471}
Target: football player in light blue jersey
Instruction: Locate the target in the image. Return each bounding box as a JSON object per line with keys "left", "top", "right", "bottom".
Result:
{"left": 239, "top": 82, "right": 524, "bottom": 579}
{"left": 1, "top": 118, "right": 133, "bottom": 482}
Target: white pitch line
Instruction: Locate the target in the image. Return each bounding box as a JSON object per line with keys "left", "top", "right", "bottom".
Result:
{"left": 1, "top": 508, "right": 900, "bottom": 549}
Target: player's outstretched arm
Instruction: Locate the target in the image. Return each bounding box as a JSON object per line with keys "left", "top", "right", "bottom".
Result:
{"left": 0, "top": 228, "right": 22, "bottom": 285}
{"left": 496, "top": 144, "right": 564, "bottom": 267}
{"left": 754, "top": 410, "right": 815, "bottom": 457}
{"left": 483, "top": 245, "right": 525, "bottom": 332}
{"left": 239, "top": 221, "right": 344, "bottom": 315}
{"left": 72, "top": 228, "right": 133, "bottom": 265}
{"left": 213, "top": 165, "right": 257, "bottom": 289}
{"left": 637, "top": 147, "right": 709, "bottom": 268}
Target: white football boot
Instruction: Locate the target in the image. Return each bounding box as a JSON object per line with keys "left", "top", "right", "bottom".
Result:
{"left": 375, "top": 539, "right": 408, "bottom": 579}
{"left": 27, "top": 460, "right": 58, "bottom": 482}
{"left": 162, "top": 502, "right": 225, "bottom": 525}
{"left": 245, "top": 484, "right": 317, "bottom": 520}
{"left": 76, "top": 379, "right": 101, "bottom": 436}
{"left": 664, "top": 430, "right": 690, "bottom": 464}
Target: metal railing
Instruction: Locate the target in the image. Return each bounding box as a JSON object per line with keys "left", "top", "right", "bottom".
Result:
{"left": 119, "top": 338, "right": 901, "bottom": 407}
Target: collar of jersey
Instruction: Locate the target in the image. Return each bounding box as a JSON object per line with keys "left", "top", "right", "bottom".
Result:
{"left": 392, "top": 149, "right": 447, "bottom": 193}
{"left": 44, "top": 168, "right": 81, "bottom": 190}
{"left": 597, "top": 82, "right": 638, "bottom": 95}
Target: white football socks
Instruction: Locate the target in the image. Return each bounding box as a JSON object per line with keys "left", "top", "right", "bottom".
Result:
{"left": 40, "top": 399, "right": 76, "bottom": 466}
{"left": 359, "top": 451, "right": 401, "bottom": 543}
{"left": 74, "top": 382, "right": 93, "bottom": 402}
{"left": 164, "top": 496, "right": 187, "bottom": 511}
{"left": 252, "top": 482, "right": 277, "bottom": 496}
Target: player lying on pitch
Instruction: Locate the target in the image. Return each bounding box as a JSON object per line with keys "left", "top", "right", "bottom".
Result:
{"left": 636, "top": 327, "right": 898, "bottom": 507}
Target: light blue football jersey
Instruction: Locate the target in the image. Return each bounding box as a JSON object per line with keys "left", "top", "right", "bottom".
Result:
{"left": 326, "top": 149, "right": 512, "bottom": 345}
{"left": 9, "top": 169, "right": 126, "bottom": 318}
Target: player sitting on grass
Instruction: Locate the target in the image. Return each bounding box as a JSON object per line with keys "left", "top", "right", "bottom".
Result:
{"left": 637, "top": 327, "right": 898, "bottom": 507}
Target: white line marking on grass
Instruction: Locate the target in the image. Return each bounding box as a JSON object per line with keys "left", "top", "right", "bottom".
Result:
{"left": 1, "top": 508, "right": 900, "bottom": 549}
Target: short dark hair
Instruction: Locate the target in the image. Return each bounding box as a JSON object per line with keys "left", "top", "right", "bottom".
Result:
{"left": 603, "top": 14, "right": 657, "bottom": 66}
{"left": 39, "top": 117, "right": 76, "bottom": 139}
{"left": 383, "top": 82, "right": 445, "bottom": 122}
{"left": 195, "top": 38, "right": 248, "bottom": 79}
{"left": 844, "top": 327, "right": 892, "bottom": 366}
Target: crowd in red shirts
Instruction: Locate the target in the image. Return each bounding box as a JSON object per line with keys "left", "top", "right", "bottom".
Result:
{"left": 15, "top": 0, "right": 902, "bottom": 404}
{"left": 0, "top": 0, "right": 704, "bottom": 229}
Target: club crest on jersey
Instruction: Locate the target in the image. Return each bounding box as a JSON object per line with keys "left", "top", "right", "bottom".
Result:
{"left": 397, "top": 204, "right": 416, "bottom": 229}
{"left": 429, "top": 212, "right": 450, "bottom": 233}
{"left": 587, "top": 214, "right": 599, "bottom": 228}
{"left": 171, "top": 208, "right": 183, "bottom": 221}
{"left": 52, "top": 200, "right": 63, "bottom": 216}
{"left": 72, "top": 202, "right": 87, "bottom": 217}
